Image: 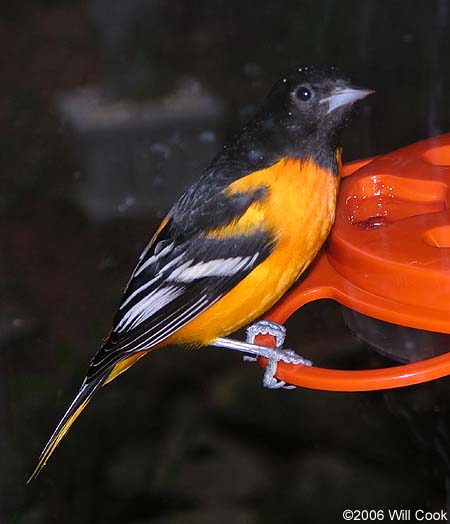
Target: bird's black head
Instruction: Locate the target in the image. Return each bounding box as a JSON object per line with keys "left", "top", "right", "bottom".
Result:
{"left": 206, "top": 67, "right": 373, "bottom": 183}
{"left": 257, "top": 66, "right": 374, "bottom": 157}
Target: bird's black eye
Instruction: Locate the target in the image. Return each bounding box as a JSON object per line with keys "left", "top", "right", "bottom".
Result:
{"left": 295, "top": 86, "right": 312, "bottom": 101}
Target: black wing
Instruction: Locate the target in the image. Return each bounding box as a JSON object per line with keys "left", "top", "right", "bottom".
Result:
{"left": 86, "top": 190, "right": 274, "bottom": 381}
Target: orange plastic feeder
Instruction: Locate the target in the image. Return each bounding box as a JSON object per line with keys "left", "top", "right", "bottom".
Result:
{"left": 260, "top": 133, "right": 450, "bottom": 391}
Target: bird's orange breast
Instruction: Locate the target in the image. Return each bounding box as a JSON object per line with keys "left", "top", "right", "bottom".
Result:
{"left": 169, "top": 156, "right": 340, "bottom": 346}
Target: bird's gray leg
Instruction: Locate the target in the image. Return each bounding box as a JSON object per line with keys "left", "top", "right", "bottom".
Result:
{"left": 211, "top": 320, "right": 312, "bottom": 390}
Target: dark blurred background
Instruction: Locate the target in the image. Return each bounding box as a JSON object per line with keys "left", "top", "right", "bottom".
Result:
{"left": 2, "top": 1, "right": 450, "bottom": 523}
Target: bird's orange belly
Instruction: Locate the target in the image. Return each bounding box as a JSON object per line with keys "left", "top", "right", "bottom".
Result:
{"left": 169, "top": 157, "right": 340, "bottom": 346}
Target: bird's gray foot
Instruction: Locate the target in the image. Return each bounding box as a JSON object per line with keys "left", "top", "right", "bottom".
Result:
{"left": 211, "top": 320, "right": 311, "bottom": 390}
{"left": 246, "top": 320, "right": 287, "bottom": 348}
{"left": 245, "top": 320, "right": 311, "bottom": 389}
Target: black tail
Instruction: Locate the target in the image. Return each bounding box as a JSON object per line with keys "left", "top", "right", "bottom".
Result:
{"left": 27, "top": 377, "right": 104, "bottom": 482}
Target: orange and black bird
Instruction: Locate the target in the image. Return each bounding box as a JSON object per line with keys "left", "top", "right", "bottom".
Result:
{"left": 29, "top": 67, "right": 373, "bottom": 480}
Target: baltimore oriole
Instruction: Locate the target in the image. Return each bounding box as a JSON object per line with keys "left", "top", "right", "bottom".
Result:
{"left": 29, "top": 67, "right": 373, "bottom": 480}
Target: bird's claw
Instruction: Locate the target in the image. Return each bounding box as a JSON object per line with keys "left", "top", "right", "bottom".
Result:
{"left": 246, "top": 319, "right": 286, "bottom": 348}
{"left": 263, "top": 360, "right": 296, "bottom": 389}
{"left": 244, "top": 320, "right": 312, "bottom": 390}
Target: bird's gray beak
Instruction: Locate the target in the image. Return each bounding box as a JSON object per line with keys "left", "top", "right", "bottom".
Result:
{"left": 320, "top": 86, "right": 375, "bottom": 114}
